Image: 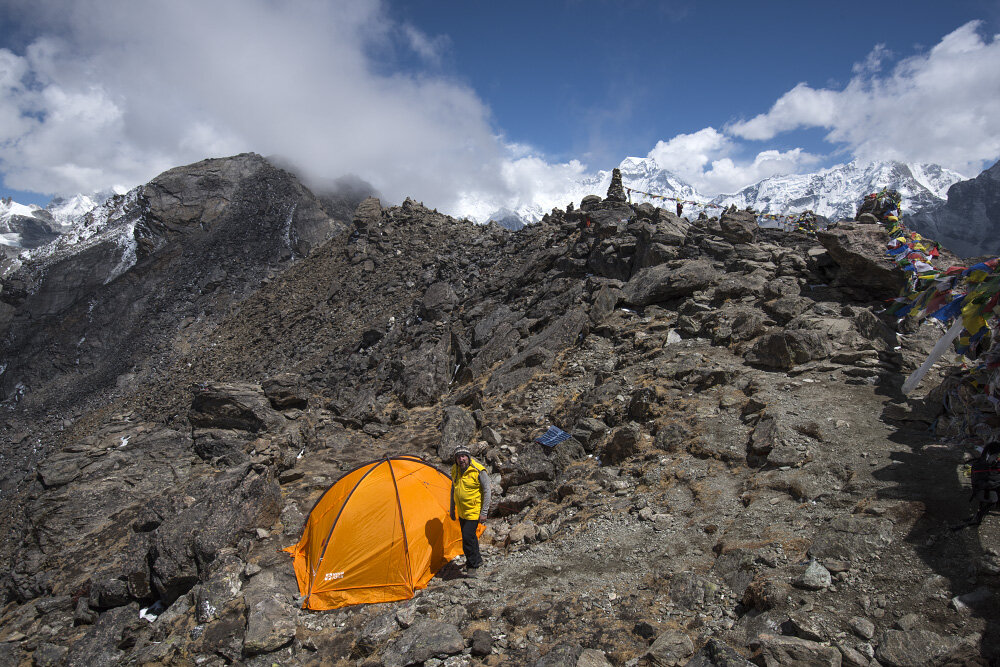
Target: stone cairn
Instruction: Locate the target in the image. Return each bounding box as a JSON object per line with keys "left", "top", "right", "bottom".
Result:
{"left": 606, "top": 168, "right": 627, "bottom": 203}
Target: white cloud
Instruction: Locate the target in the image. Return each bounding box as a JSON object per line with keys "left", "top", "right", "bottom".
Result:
{"left": 645, "top": 127, "right": 820, "bottom": 195}
{"left": 0, "top": 0, "right": 513, "bottom": 213}
{"left": 647, "top": 128, "right": 732, "bottom": 178}
{"left": 730, "top": 20, "right": 1000, "bottom": 175}
{"left": 852, "top": 43, "right": 891, "bottom": 75}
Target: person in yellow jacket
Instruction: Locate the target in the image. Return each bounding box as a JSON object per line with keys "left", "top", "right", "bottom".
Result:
{"left": 449, "top": 447, "right": 492, "bottom": 575}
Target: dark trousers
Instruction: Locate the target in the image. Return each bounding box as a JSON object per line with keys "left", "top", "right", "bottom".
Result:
{"left": 458, "top": 518, "right": 482, "bottom": 568}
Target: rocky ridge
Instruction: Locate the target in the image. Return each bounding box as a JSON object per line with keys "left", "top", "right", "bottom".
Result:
{"left": 0, "top": 155, "right": 997, "bottom": 666}
{"left": 908, "top": 159, "right": 1000, "bottom": 258}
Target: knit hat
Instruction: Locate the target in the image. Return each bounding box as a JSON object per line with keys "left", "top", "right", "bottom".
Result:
{"left": 453, "top": 447, "right": 472, "bottom": 459}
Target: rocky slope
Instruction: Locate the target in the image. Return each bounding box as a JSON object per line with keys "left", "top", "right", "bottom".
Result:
{"left": 0, "top": 155, "right": 996, "bottom": 666}
{"left": 907, "top": 159, "right": 1000, "bottom": 258}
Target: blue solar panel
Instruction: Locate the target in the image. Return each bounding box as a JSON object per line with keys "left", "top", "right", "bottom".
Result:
{"left": 535, "top": 426, "right": 572, "bottom": 447}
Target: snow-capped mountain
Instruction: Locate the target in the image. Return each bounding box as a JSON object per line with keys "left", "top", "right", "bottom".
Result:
{"left": 480, "top": 156, "right": 702, "bottom": 226}
{"left": 1, "top": 188, "right": 125, "bottom": 251}
{"left": 475, "top": 157, "right": 963, "bottom": 228}
{"left": 710, "top": 160, "right": 965, "bottom": 220}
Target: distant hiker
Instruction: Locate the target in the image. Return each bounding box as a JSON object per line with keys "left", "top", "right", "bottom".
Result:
{"left": 450, "top": 447, "right": 492, "bottom": 575}
{"left": 676, "top": 200, "right": 683, "bottom": 217}
{"left": 969, "top": 441, "right": 1000, "bottom": 525}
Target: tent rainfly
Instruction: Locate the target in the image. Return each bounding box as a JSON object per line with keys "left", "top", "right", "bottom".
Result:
{"left": 285, "top": 455, "right": 470, "bottom": 610}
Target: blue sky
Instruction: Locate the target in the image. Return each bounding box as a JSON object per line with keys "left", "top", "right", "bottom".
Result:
{"left": 1, "top": 0, "right": 999, "bottom": 216}
{"left": 390, "top": 1, "right": 997, "bottom": 165}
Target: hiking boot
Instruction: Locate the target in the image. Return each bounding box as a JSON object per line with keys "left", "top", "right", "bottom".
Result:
{"left": 465, "top": 566, "right": 480, "bottom": 578}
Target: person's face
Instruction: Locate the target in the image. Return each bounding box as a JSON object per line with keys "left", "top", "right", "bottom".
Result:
{"left": 456, "top": 454, "right": 470, "bottom": 469}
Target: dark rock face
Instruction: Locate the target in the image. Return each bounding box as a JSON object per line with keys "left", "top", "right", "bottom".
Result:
{"left": 909, "top": 159, "right": 1000, "bottom": 258}
{"left": 1, "top": 153, "right": 996, "bottom": 666}
{"left": 0, "top": 153, "right": 354, "bottom": 416}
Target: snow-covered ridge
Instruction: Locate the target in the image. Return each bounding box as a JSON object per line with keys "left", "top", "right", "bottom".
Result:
{"left": 22, "top": 187, "right": 142, "bottom": 264}
{"left": 1, "top": 188, "right": 128, "bottom": 251}
{"left": 466, "top": 157, "right": 965, "bottom": 227}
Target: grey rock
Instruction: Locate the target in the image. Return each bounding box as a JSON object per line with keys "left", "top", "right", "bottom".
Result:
{"left": 399, "top": 329, "right": 455, "bottom": 407}
{"left": 438, "top": 405, "right": 476, "bottom": 462}
{"left": 745, "top": 330, "right": 832, "bottom": 369}
{"left": 753, "top": 634, "right": 841, "bottom": 667}
{"left": 471, "top": 629, "right": 493, "bottom": 656}
{"left": 875, "top": 629, "right": 978, "bottom": 667}
{"left": 380, "top": 619, "right": 464, "bottom": 667}
{"left": 795, "top": 560, "right": 832, "bottom": 590}
{"left": 837, "top": 642, "right": 871, "bottom": 667}
{"left": 482, "top": 426, "right": 502, "bottom": 446}
{"left": 73, "top": 598, "right": 97, "bottom": 626}
{"left": 189, "top": 381, "right": 282, "bottom": 432}
{"left": 647, "top": 629, "right": 695, "bottom": 666}
{"left": 623, "top": 260, "right": 720, "bottom": 307}
{"left": 577, "top": 648, "right": 613, "bottom": 666}
{"left": 536, "top": 643, "right": 584, "bottom": 666}
{"left": 808, "top": 516, "right": 894, "bottom": 560}
{"left": 359, "top": 610, "right": 401, "bottom": 653}
{"left": 719, "top": 211, "right": 758, "bottom": 244}
{"left": 683, "top": 638, "right": 754, "bottom": 666}
{"left": 152, "top": 464, "right": 281, "bottom": 604}
{"left": 590, "top": 284, "right": 620, "bottom": 325}
{"left": 572, "top": 417, "right": 609, "bottom": 453}
{"left": 849, "top": 616, "right": 876, "bottom": 640}
{"left": 243, "top": 597, "right": 297, "bottom": 655}
{"left": 602, "top": 422, "right": 641, "bottom": 465}
{"left": 261, "top": 372, "right": 309, "bottom": 409}
{"left": 816, "top": 225, "right": 907, "bottom": 299}
{"left": 32, "top": 641, "right": 69, "bottom": 667}
{"left": 420, "top": 282, "right": 459, "bottom": 321}
{"left": 67, "top": 604, "right": 141, "bottom": 667}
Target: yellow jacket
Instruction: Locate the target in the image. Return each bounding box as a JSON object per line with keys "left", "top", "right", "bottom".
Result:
{"left": 450, "top": 457, "right": 489, "bottom": 520}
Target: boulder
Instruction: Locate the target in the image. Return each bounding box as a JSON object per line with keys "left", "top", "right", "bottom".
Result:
{"left": 744, "top": 330, "right": 831, "bottom": 369}
{"left": 152, "top": 464, "right": 281, "bottom": 604}
{"left": 438, "top": 406, "right": 476, "bottom": 462}
{"left": 472, "top": 628, "right": 493, "bottom": 656}
{"left": 753, "top": 634, "right": 841, "bottom": 666}
{"left": 577, "top": 648, "right": 613, "bottom": 666}
{"left": 794, "top": 560, "right": 832, "bottom": 590}
{"left": 261, "top": 373, "right": 309, "bottom": 409}
{"left": 420, "top": 282, "right": 459, "bottom": 321}
{"left": 243, "top": 597, "right": 297, "bottom": 655}
{"left": 189, "top": 381, "right": 282, "bottom": 432}
{"left": 398, "top": 330, "right": 455, "bottom": 407}
{"left": 875, "top": 629, "right": 978, "bottom": 667}
{"left": 380, "top": 619, "right": 464, "bottom": 667}
{"left": 816, "top": 224, "right": 907, "bottom": 298}
{"left": 684, "top": 638, "right": 754, "bottom": 666}
{"left": 589, "top": 285, "right": 621, "bottom": 325}
{"left": 623, "top": 260, "right": 720, "bottom": 307}
{"left": 602, "top": 422, "right": 641, "bottom": 464}
{"left": 537, "top": 643, "right": 585, "bottom": 666}
{"left": 808, "top": 516, "right": 894, "bottom": 560}
{"left": 646, "top": 629, "right": 695, "bottom": 666}
{"left": 719, "top": 210, "right": 758, "bottom": 244}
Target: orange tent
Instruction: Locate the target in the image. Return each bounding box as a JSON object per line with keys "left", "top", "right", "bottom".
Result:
{"left": 285, "top": 455, "right": 472, "bottom": 610}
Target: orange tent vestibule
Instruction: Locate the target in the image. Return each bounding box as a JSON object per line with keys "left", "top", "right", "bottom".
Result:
{"left": 285, "top": 455, "right": 473, "bottom": 611}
